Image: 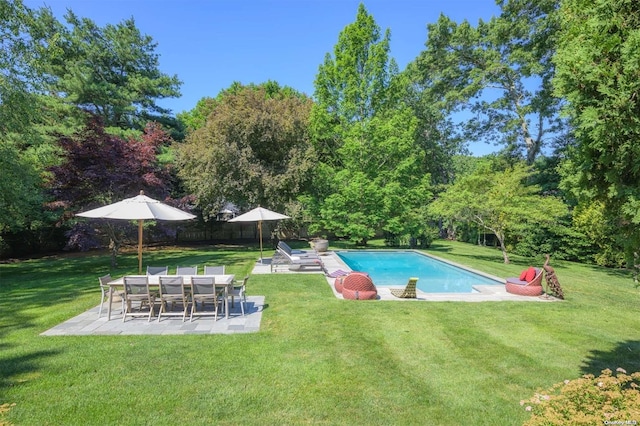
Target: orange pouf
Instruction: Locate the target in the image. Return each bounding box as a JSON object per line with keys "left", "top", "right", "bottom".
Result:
{"left": 341, "top": 272, "right": 377, "bottom": 300}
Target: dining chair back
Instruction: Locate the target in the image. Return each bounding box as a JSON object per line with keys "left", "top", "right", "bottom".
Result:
{"left": 189, "top": 276, "right": 222, "bottom": 322}
{"left": 176, "top": 265, "right": 198, "bottom": 275}
{"left": 203, "top": 265, "right": 225, "bottom": 275}
{"left": 157, "top": 276, "right": 189, "bottom": 322}
{"left": 146, "top": 266, "right": 168, "bottom": 275}
{"left": 122, "top": 276, "right": 155, "bottom": 322}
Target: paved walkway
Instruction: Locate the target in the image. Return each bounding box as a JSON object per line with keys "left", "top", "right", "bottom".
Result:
{"left": 42, "top": 249, "right": 556, "bottom": 336}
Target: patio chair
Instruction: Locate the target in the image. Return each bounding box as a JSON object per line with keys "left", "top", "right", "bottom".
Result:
{"left": 272, "top": 247, "right": 324, "bottom": 272}
{"left": 277, "top": 241, "right": 319, "bottom": 258}
{"left": 98, "top": 274, "right": 124, "bottom": 318}
{"left": 390, "top": 277, "right": 419, "bottom": 299}
{"left": 189, "top": 276, "right": 224, "bottom": 322}
{"left": 203, "top": 265, "right": 225, "bottom": 275}
{"left": 122, "top": 276, "right": 155, "bottom": 322}
{"left": 505, "top": 267, "right": 544, "bottom": 296}
{"left": 176, "top": 265, "right": 198, "bottom": 275}
{"left": 157, "top": 276, "right": 189, "bottom": 322}
{"left": 228, "top": 276, "right": 248, "bottom": 316}
{"left": 146, "top": 266, "right": 168, "bottom": 275}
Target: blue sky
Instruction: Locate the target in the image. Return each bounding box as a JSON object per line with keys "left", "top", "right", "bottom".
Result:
{"left": 24, "top": 0, "right": 502, "bottom": 154}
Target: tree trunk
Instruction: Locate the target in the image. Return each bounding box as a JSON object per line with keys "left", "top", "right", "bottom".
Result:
{"left": 497, "top": 234, "right": 510, "bottom": 264}
{"left": 494, "top": 231, "right": 509, "bottom": 264}
{"left": 109, "top": 238, "right": 119, "bottom": 268}
{"left": 106, "top": 223, "right": 121, "bottom": 268}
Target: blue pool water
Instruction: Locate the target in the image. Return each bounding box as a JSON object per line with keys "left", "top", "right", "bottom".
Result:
{"left": 336, "top": 251, "right": 501, "bottom": 293}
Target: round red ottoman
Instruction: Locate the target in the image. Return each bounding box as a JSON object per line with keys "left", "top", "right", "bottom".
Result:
{"left": 341, "top": 272, "right": 377, "bottom": 300}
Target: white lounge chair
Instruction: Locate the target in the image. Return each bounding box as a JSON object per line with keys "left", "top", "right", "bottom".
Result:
{"left": 277, "top": 241, "right": 320, "bottom": 258}
{"left": 272, "top": 247, "right": 324, "bottom": 272}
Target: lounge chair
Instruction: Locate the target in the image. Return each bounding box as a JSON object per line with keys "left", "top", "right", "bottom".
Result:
{"left": 277, "top": 241, "right": 320, "bottom": 258}
{"left": 390, "top": 277, "right": 419, "bottom": 299}
{"left": 505, "top": 267, "right": 544, "bottom": 296}
{"left": 271, "top": 247, "right": 324, "bottom": 272}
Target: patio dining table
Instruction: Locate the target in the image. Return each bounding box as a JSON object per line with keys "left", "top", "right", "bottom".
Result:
{"left": 106, "top": 274, "right": 235, "bottom": 321}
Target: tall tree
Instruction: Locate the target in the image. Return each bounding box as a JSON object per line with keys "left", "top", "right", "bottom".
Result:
{"left": 0, "top": 0, "right": 58, "bottom": 250}
{"left": 176, "top": 82, "right": 314, "bottom": 220}
{"left": 428, "top": 160, "right": 567, "bottom": 263}
{"left": 412, "top": 0, "right": 563, "bottom": 164}
{"left": 553, "top": 0, "right": 640, "bottom": 269}
{"left": 37, "top": 9, "right": 182, "bottom": 131}
{"left": 308, "top": 4, "right": 430, "bottom": 245}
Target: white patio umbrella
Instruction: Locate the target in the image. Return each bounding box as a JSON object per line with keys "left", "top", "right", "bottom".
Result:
{"left": 76, "top": 190, "right": 196, "bottom": 273}
{"left": 228, "top": 206, "right": 290, "bottom": 263}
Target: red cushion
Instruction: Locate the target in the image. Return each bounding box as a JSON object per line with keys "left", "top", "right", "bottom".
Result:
{"left": 519, "top": 269, "right": 528, "bottom": 280}
{"left": 524, "top": 267, "right": 536, "bottom": 282}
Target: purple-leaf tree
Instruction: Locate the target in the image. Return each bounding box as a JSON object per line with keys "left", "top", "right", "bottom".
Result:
{"left": 47, "top": 114, "right": 184, "bottom": 266}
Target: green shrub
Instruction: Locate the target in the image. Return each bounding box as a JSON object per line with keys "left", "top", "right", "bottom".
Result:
{"left": 383, "top": 228, "right": 437, "bottom": 249}
{"left": 522, "top": 368, "right": 640, "bottom": 425}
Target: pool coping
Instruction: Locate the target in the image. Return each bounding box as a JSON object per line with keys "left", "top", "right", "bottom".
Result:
{"left": 326, "top": 249, "right": 558, "bottom": 302}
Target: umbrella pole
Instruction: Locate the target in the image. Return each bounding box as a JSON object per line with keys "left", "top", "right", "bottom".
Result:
{"left": 258, "top": 220, "right": 263, "bottom": 264}
{"left": 138, "top": 219, "right": 143, "bottom": 274}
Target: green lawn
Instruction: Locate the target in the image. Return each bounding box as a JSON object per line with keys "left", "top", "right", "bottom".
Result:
{"left": 0, "top": 240, "right": 638, "bottom": 425}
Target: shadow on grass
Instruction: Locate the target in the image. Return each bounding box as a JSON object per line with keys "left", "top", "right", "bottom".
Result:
{"left": 0, "top": 348, "right": 61, "bottom": 399}
{"left": 426, "top": 242, "right": 454, "bottom": 254}
{"left": 0, "top": 244, "right": 257, "bottom": 324}
{"left": 581, "top": 340, "right": 640, "bottom": 375}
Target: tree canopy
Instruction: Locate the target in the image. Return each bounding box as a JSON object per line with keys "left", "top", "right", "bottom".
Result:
{"left": 428, "top": 160, "right": 567, "bottom": 263}
{"left": 412, "top": 0, "right": 564, "bottom": 164}
{"left": 176, "top": 82, "right": 315, "bottom": 219}
{"left": 47, "top": 115, "right": 176, "bottom": 264}
{"left": 0, "top": 1, "right": 183, "bottom": 255}
{"left": 36, "top": 8, "right": 182, "bottom": 132}
{"left": 307, "top": 4, "right": 431, "bottom": 245}
{"left": 554, "top": 0, "right": 640, "bottom": 266}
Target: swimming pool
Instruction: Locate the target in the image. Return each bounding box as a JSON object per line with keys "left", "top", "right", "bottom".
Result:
{"left": 336, "top": 251, "right": 502, "bottom": 293}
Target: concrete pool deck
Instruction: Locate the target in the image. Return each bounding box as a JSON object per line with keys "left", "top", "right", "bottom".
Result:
{"left": 254, "top": 250, "right": 559, "bottom": 302}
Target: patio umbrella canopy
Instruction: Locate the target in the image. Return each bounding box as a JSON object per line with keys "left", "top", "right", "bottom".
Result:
{"left": 77, "top": 190, "right": 196, "bottom": 273}
{"left": 228, "top": 207, "right": 290, "bottom": 263}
